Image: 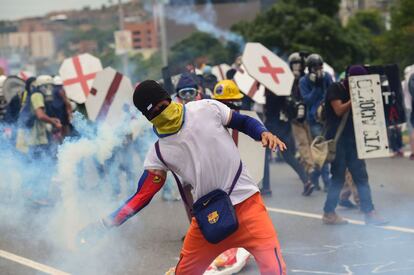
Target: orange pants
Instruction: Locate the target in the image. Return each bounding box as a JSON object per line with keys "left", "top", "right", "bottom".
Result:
{"left": 176, "top": 192, "right": 286, "bottom": 275}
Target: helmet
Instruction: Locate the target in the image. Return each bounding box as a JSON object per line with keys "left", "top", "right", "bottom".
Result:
{"left": 0, "top": 75, "right": 6, "bottom": 88}
{"left": 202, "top": 65, "right": 212, "bottom": 75}
{"left": 212, "top": 80, "right": 243, "bottom": 100}
{"left": 53, "top": 75, "right": 63, "bottom": 86}
{"left": 288, "top": 52, "right": 301, "bottom": 64}
{"left": 306, "top": 54, "right": 323, "bottom": 70}
{"left": 34, "top": 75, "right": 53, "bottom": 87}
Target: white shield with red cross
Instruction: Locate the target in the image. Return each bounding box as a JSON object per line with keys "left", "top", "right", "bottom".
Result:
{"left": 59, "top": 53, "right": 103, "bottom": 104}
{"left": 230, "top": 110, "right": 265, "bottom": 185}
{"left": 242, "top": 42, "right": 293, "bottom": 96}
{"left": 233, "top": 64, "right": 266, "bottom": 104}
{"left": 212, "top": 64, "right": 231, "bottom": 81}
{"left": 86, "top": 67, "right": 133, "bottom": 124}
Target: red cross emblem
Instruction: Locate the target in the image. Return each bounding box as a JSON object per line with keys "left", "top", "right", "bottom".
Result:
{"left": 259, "top": 56, "right": 285, "bottom": 85}
{"left": 63, "top": 56, "right": 97, "bottom": 97}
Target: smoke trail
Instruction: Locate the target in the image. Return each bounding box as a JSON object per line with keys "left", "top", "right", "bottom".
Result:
{"left": 150, "top": 0, "right": 245, "bottom": 47}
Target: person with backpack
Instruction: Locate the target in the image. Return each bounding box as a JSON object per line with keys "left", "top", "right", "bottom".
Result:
{"left": 78, "top": 80, "right": 287, "bottom": 275}
{"left": 49, "top": 75, "right": 72, "bottom": 140}
{"left": 15, "top": 75, "right": 62, "bottom": 206}
{"left": 322, "top": 65, "right": 387, "bottom": 225}
{"left": 16, "top": 75, "right": 62, "bottom": 155}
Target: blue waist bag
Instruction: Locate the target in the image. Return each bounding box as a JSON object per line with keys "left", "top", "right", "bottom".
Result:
{"left": 192, "top": 185, "right": 240, "bottom": 244}
{"left": 155, "top": 141, "right": 242, "bottom": 244}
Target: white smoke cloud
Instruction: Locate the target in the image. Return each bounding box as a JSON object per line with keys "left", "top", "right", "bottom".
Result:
{"left": 151, "top": 0, "right": 245, "bottom": 47}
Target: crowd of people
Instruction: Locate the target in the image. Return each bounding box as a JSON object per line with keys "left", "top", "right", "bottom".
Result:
{"left": 1, "top": 51, "right": 414, "bottom": 274}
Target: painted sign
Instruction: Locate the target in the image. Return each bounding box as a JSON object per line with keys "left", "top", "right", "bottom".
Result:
{"left": 349, "top": 74, "right": 389, "bottom": 159}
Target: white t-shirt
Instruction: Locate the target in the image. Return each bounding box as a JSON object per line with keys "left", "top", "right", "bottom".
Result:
{"left": 144, "top": 99, "right": 260, "bottom": 205}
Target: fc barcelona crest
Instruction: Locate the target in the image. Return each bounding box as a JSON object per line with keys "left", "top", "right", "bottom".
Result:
{"left": 208, "top": 211, "right": 219, "bottom": 224}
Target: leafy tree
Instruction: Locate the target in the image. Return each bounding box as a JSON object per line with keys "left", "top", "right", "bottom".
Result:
{"left": 345, "top": 10, "right": 386, "bottom": 64}
{"left": 379, "top": 0, "right": 414, "bottom": 71}
{"left": 288, "top": 0, "right": 341, "bottom": 17}
{"left": 168, "top": 32, "right": 240, "bottom": 73}
{"left": 131, "top": 52, "right": 163, "bottom": 83}
{"left": 232, "top": 2, "right": 360, "bottom": 71}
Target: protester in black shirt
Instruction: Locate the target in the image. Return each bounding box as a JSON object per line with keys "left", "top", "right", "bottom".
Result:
{"left": 322, "top": 65, "right": 387, "bottom": 225}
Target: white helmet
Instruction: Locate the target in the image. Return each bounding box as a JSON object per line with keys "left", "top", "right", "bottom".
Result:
{"left": 0, "top": 75, "right": 6, "bottom": 88}
{"left": 53, "top": 75, "right": 63, "bottom": 85}
{"left": 34, "top": 75, "right": 53, "bottom": 87}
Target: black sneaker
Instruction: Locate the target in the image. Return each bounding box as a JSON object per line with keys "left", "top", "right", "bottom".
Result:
{"left": 302, "top": 182, "right": 315, "bottom": 196}
{"left": 338, "top": 199, "right": 358, "bottom": 209}
{"left": 314, "top": 185, "right": 321, "bottom": 191}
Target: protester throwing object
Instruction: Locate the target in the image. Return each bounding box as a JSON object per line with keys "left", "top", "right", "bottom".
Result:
{"left": 78, "top": 80, "right": 287, "bottom": 274}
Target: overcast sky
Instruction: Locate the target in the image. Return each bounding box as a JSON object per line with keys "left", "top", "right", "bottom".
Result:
{"left": 1, "top": 0, "right": 113, "bottom": 20}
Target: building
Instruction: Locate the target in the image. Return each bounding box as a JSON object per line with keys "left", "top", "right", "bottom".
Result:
{"left": 124, "top": 20, "right": 159, "bottom": 50}
{"left": 0, "top": 31, "right": 56, "bottom": 59}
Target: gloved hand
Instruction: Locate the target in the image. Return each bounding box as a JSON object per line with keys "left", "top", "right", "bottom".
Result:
{"left": 309, "top": 73, "right": 317, "bottom": 83}
{"left": 76, "top": 218, "right": 111, "bottom": 249}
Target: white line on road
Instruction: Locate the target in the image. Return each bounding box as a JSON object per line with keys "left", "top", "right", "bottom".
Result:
{"left": 266, "top": 207, "right": 414, "bottom": 234}
{"left": 0, "top": 249, "right": 71, "bottom": 275}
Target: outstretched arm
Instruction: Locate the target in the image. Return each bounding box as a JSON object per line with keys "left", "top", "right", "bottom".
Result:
{"left": 227, "top": 111, "right": 286, "bottom": 152}
{"left": 107, "top": 169, "right": 167, "bottom": 227}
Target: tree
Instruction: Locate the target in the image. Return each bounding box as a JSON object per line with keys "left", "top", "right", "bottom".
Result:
{"left": 345, "top": 10, "right": 386, "bottom": 64}
{"left": 288, "top": 0, "right": 341, "bottom": 17}
{"left": 232, "top": 2, "right": 362, "bottom": 71}
{"left": 168, "top": 32, "right": 240, "bottom": 73}
{"left": 131, "top": 52, "right": 163, "bottom": 83}
{"left": 379, "top": 0, "right": 414, "bottom": 71}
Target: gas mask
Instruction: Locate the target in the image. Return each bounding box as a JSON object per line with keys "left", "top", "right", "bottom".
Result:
{"left": 39, "top": 84, "right": 54, "bottom": 102}
{"left": 291, "top": 63, "right": 302, "bottom": 78}
{"left": 311, "top": 67, "right": 324, "bottom": 79}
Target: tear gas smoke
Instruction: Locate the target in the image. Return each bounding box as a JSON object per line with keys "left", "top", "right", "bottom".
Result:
{"left": 148, "top": 0, "right": 245, "bottom": 47}
{"left": 0, "top": 108, "right": 156, "bottom": 274}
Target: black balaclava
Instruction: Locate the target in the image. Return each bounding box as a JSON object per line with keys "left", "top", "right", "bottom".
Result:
{"left": 133, "top": 80, "right": 171, "bottom": 120}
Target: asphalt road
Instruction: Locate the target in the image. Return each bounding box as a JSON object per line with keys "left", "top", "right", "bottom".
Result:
{"left": 0, "top": 156, "right": 413, "bottom": 275}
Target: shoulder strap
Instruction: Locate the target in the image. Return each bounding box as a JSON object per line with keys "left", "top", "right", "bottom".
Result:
{"left": 334, "top": 111, "right": 350, "bottom": 142}
{"left": 228, "top": 161, "right": 242, "bottom": 196}
{"left": 154, "top": 140, "right": 191, "bottom": 209}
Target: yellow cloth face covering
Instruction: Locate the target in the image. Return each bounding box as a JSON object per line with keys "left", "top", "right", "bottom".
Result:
{"left": 151, "top": 102, "right": 184, "bottom": 135}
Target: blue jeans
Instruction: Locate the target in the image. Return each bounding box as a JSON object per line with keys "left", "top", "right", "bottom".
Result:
{"left": 323, "top": 136, "right": 374, "bottom": 213}
{"left": 309, "top": 123, "right": 331, "bottom": 187}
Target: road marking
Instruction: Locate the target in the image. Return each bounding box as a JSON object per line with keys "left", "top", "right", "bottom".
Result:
{"left": 0, "top": 249, "right": 71, "bottom": 275}
{"left": 266, "top": 207, "right": 414, "bottom": 234}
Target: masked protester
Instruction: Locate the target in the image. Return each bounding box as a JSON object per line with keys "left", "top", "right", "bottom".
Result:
{"left": 286, "top": 52, "right": 316, "bottom": 195}
{"left": 175, "top": 72, "right": 202, "bottom": 104}
{"left": 49, "top": 75, "right": 72, "bottom": 140}
{"left": 299, "top": 53, "right": 332, "bottom": 191}
{"left": 16, "top": 75, "right": 62, "bottom": 206}
{"left": 78, "top": 80, "right": 287, "bottom": 275}
{"left": 322, "top": 65, "right": 387, "bottom": 225}
{"left": 16, "top": 75, "right": 62, "bottom": 156}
